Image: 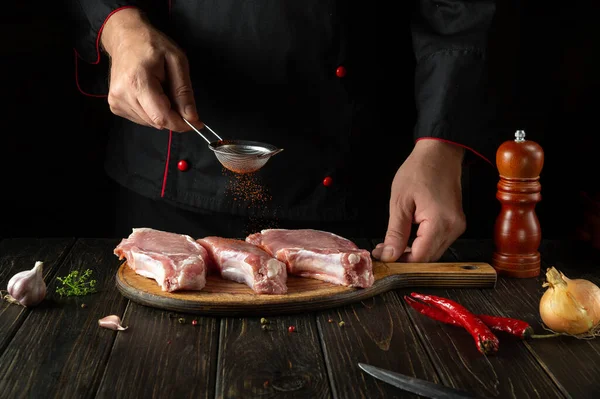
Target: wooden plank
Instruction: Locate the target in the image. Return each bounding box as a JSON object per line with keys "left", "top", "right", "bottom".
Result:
{"left": 383, "top": 240, "right": 563, "bottom": 398}
{"left": 317, "top": 292, "right": 440, "bottom": 399}
{"left": 0, "top": 238, "right": 127, "bottom": 398}
{"left": 95, "top": 303, "right": 219, "bottom": 398}
{"left": 449, "top": 239, "right": 600, "bottom": 398}
{"left": 315, "top": 239, "right": 439, "bottom": 398}
{"left": 216, "top": 314, "right": 331, "bottom": 398}
{"left": 0, "top": 238, "right": 75, "bottom": 353}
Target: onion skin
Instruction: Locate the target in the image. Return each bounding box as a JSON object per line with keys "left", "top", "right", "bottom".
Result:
{"left": 539, "top": 267, "right": 600, "bottom": 335}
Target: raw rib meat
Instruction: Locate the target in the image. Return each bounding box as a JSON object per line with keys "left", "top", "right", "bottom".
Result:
{"left": 114, "top": 227, "right": 209, "bottom": 292}
{"left": 197, "top": 236, "right": 288, "bottom": 294}
{"left": 246, "top": 229, "right": 374, "bottom": 288}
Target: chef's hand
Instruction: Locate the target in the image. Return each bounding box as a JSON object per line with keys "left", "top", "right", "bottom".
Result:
{"left": 100, "top": 8, "right": 200, "bottom": 132}
{"left": 372, "top": 139, "right": 466, "bottom": 263}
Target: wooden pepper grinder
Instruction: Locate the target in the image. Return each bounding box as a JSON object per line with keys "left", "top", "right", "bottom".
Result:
{"left": 492, "top": 130, "right": 545, "bottom": 278}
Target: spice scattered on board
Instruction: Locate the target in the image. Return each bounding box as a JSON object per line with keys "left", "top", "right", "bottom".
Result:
{"left": 325, "top": 317, "right": 345, "bottom": 327}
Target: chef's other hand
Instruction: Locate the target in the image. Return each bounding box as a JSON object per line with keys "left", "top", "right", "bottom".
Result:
{"left": 372, "top": 139, "right": 466, "bottom": 263}
{"left": 100, "top": 8, "right": 200, "bottom": 132}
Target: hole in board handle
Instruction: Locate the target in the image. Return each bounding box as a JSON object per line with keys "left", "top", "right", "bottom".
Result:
{"left": 461, "top": 265, "right": 478, "bottom": 270}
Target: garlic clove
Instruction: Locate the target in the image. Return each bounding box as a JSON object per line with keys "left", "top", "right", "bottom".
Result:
{"left": 5, "top": 261, "right": 47, "bottom": 307}
{"left": 98, "top": 315, "right": 128, "bottom": 331}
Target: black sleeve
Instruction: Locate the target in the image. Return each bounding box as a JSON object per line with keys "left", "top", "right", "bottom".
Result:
{"left": 65, "top": 1, "right": 144, "bottom": 63}
{"left": 411, "top": 0, "right": 497, "bottom": 162}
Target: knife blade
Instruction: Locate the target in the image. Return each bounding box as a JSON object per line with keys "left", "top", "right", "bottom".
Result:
{"left": 358, "top": 363, "right": 478, "bottom": 399}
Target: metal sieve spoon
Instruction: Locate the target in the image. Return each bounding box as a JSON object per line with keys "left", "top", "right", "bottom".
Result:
{"left": 182, "top": 118, "right": 284, "bottom": 174}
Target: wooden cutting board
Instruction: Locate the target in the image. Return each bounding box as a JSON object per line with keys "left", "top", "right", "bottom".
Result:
{"left": 115, "top": 260, "right": 497, "bottom": 316}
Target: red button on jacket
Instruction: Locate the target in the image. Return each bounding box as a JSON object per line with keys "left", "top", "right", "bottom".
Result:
{"left": 177, "top": 160, "right": 189, "bottom": 171}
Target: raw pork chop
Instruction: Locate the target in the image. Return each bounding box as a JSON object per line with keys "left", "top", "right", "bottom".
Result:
{"left": 114, "top": 227, "right": 209, "bottom": 292}
{"left": 197, "top": 237, "right": 288, "bottom": 294}
{"left": 246, "top": 229, "right": 374, "bottom": 288}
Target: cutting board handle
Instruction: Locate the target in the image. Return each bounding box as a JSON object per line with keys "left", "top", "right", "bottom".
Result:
{"left": 374, "top": 261, "right": 497, "bottom": 289}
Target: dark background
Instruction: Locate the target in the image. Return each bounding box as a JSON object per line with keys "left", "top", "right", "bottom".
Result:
{"left": 1, "top": 1, "right": 598, "bottom": 240}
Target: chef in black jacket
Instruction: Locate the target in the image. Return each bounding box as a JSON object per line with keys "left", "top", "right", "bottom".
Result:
{"left": 67, "top": 0, "right": 497, "bottom": 263}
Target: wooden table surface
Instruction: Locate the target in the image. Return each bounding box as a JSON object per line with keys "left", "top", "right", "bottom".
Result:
{"left": 0, "top": 237, "right": 599, "bottom": 399}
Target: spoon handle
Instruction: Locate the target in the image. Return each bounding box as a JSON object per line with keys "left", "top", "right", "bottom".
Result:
{"left": 182, "top": 118, "right": 222, "bottom": 143}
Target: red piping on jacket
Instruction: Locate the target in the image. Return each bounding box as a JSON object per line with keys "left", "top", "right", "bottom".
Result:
{"left": 161, "top": 130, "right": 174, "bottom": 197}
{"left": 415, "top": 137, "right": 492, "bottom": 166}
{"left": 73, "top": 6, "right": 136, "bottom": 98}
{"left": 162, "top": 0, "right": 173, "bottom": 197}
{"left": 72, "top": 4, "right": 175, "bottom": 197}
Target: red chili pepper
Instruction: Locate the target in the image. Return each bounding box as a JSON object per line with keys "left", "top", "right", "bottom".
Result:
{"left": 404, "top": 295, "right": 459, "bottom": 325}
{"left": 404, "top": 295, "right": 534, "bottom": 339}
{"left": 476, "top": 315, "right": 533, "bottom": 339}
{"left": 409, "top": 292, "right": 500, "bottom": 355}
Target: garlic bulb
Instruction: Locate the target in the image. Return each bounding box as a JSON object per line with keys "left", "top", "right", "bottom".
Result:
{"left": 4, "top": 261, "right": 47, "bottom": 307}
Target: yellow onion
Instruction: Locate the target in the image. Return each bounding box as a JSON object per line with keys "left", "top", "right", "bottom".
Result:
{"left": 539, "top": 267, "right": 600, "bottom": 336}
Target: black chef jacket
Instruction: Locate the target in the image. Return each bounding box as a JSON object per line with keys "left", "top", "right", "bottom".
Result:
{"left": 67, "top": 0, "right": 497, "bottom": 232}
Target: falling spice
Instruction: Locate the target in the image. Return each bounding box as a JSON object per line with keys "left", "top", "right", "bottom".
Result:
{"left": 222, "top": 168, "right": 280, "bottom": 234}
{"left": 338, "top": 321, "right": 345, "bottom": 327}
{"left": 224, "top": 170, "right": 272, "bottom": 205}
{"left": 178, "top": 317, "right": 186, "bottom": 324}
{"left": 260, "top": 317, "right": 269, "bottom": 325}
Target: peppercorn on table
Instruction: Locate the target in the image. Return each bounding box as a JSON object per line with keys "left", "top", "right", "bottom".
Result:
{"left": 0, "top": 237, "right": 598, "bottom": 398}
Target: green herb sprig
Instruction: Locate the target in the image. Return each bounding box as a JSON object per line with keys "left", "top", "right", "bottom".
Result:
{"left": 56, "top": 269, "right": 97, "bottom": 297}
